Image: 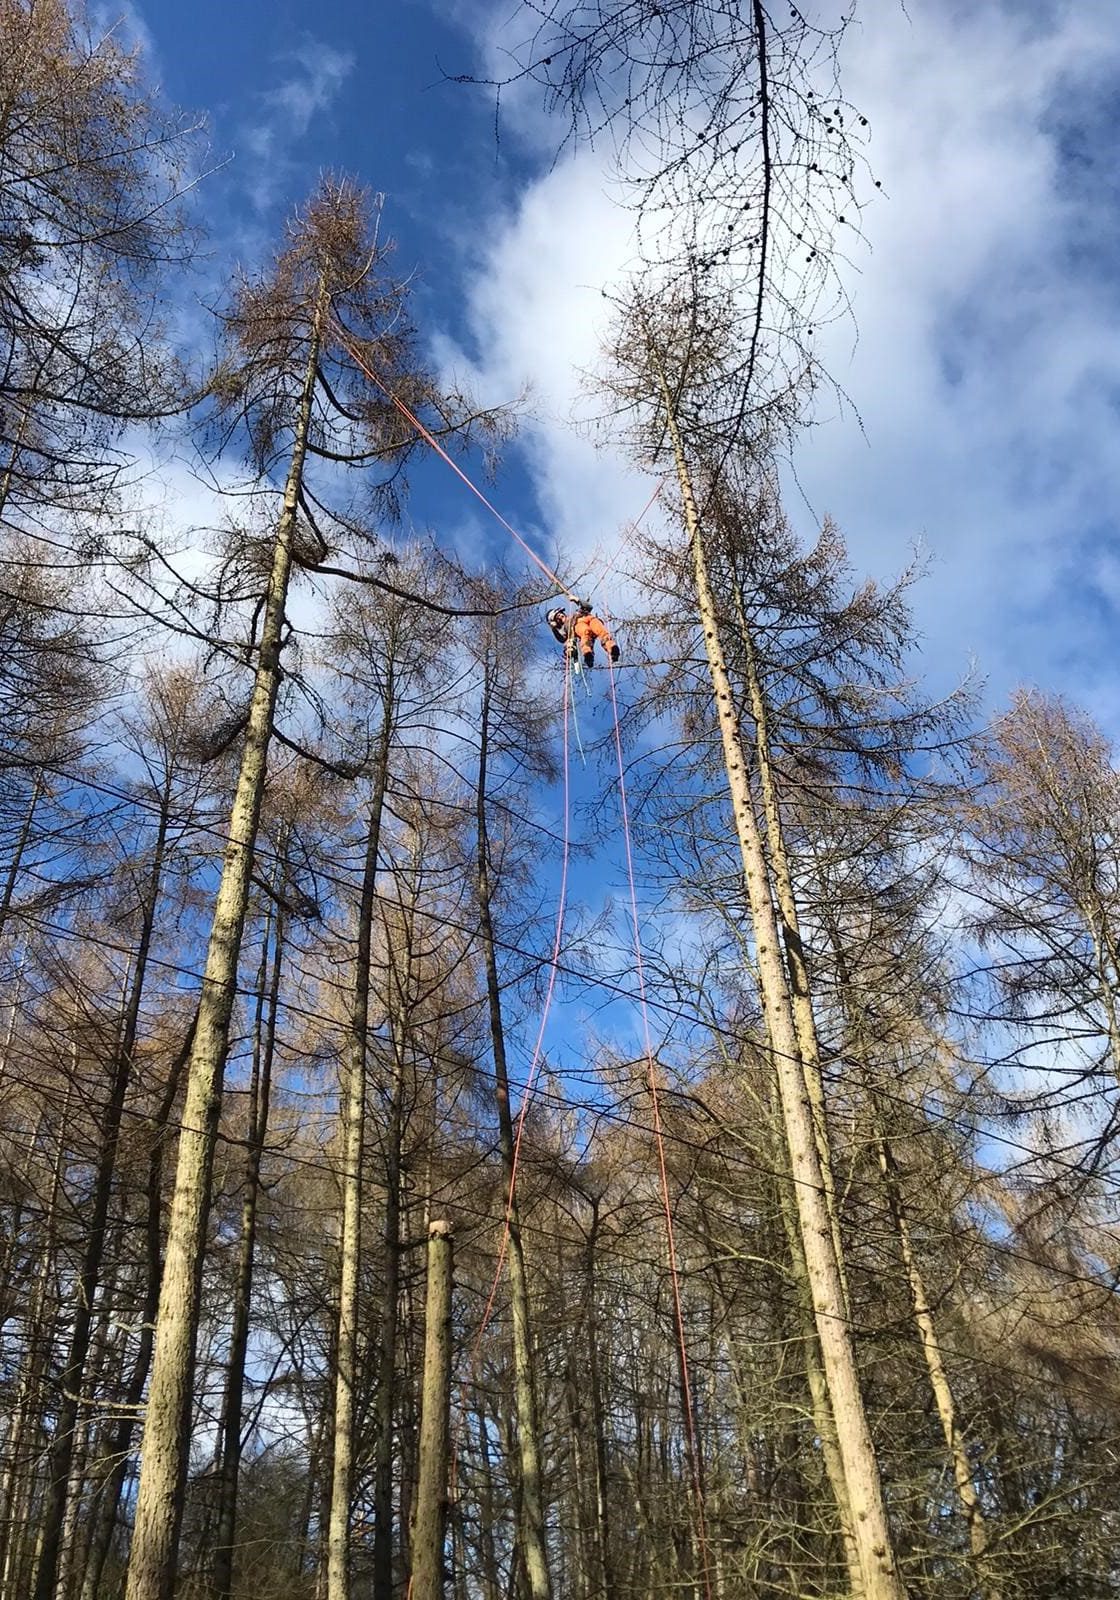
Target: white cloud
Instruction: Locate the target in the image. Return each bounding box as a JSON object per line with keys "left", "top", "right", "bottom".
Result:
{"left": 795, "top": 1, "right": 1120, "bottom": 703}
{"left": 245, "top": 44, "right": 354, "bottom": 158}
{"left": 90, "top": 0, "right": 158, "bottom": 63}
{"left": 237, "top": 43, "right": 355, "bottom": 213}
{"left": 447, "top": 0, "right": 1120, "bottom": 722}
{"left": 436, "top": 151, "right": 659, "bottom": 598}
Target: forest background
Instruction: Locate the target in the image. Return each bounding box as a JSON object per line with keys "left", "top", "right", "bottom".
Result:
{"left": 4, "top": 2, "right": 1120, "bottom": 1600}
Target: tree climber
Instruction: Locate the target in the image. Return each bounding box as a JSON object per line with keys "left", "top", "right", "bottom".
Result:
{"left": 546, "top": 600, "right": 620, "bottom": 668}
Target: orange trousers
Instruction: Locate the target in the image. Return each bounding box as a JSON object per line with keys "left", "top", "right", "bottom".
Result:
{"left": 570, "top": 613, "right": 617, "bottom": 662}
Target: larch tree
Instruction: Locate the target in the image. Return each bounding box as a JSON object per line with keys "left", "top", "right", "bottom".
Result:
{"left": 963, "top": 689, "right": 1120, "bottom": 1091}
{"left": 207, "top": 762, "right": 327, "bottom": 1600}
{"left": 124, "top": 178, "right": 504, "bottom": 1600}
{"left": 597, "top": 275, "right": 907, "bottom": 1600}
{"left": 319, "top": 564, "right": 454, "bottom": 1600}
{"left": 31, "top": 665, "right": 220, "bottom": 1600}
{"left": 409, "top": 1218, "right": 454, "bottom": 1600}
{"left": 0, "top": 0, "right": 200, "bottom": 535}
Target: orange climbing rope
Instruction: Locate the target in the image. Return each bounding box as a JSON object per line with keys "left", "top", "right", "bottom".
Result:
{"left": 331, "top": 318, "right": 579, "bottom": 603}
{"left": 603, "top": 618, "right": 715, "bottom": 1600}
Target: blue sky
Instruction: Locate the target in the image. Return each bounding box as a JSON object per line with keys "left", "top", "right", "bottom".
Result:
{"left": 130, "top": 0, "right": 532, "bottom": 338}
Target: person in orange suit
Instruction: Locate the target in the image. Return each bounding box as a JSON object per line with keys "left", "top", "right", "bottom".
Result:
{"left": 546, "top": 600, "right": 620, "bottom": 668}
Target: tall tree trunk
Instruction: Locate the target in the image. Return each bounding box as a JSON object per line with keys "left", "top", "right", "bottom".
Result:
{"left": 0, "top": 1094, "right": 69, "bottom": 1600}
{"left": 327, "top": 703, "right": 393, "bottom": 1600}
{"left": 0, "top": 397, "right": 29, "bottom": 524}
{"left": 730, "top": 581, "right": 849, "bottom": 1315}
{"left": 827, "top": 917, "right": 995, "bottom": 1587}
{"left": 371, "top": 995, "right": 406, "bottom": 1600}
{"left": 875, "top": 1131, "right": 994, "bottom": 1580}
{"left": 125, "top": 283, "right": 328, "bottom": 1600}
{"left": 409, "top": 1220, "right": 453, "bottom": 1600}
{"left": 475, "top": 663, "right": 553, "bottom": 1600}
{"left": 397, "top": 1284, "right": 419, "bottom": 1590}
{"left": 78, "top": 1019, "right": 195, "bottom": 1600}
{"left": 35, "top": 774, "right": 174, "bottom": 1600}
{"left": 0, "top": 1097, "right": 43, "bottom": 1325}
{"left": 56, "top": 1254, "right": 122, "bottom": 1600}
{"left": 582, "top": 1203, "right": 613, "bottom": 1600}
{"left": 767, "top": 1104, "right": 864, "bottom": 1596}
{"left": 210, "top": 892, "right": 285, "bottom": 1600}
{"left": 563, "top": 1373, "right": 589, "bottom": 1600}
{"left": 659, "top": 382, "right": 905, "bottom": 1600}
{"left": 474, "top": 1408, "right": 502, "bottom": 1600}
{"left": 294, "top": 1404, "right": 328, "bottom": 1582}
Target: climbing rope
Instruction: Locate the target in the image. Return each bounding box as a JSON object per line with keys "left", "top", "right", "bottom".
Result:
{"left": 331, "top": 318, "right": 580, "bottom": 604}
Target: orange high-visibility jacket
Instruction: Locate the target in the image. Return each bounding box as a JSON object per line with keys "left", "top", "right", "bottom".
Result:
{"left": 572, "top": 612, "right": 617, "bottom": 660}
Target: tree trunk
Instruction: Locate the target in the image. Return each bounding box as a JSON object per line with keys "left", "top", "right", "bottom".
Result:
{"left": 373, "top": 862, "right": 422, "bottom": 1597}
{"left": 730, "top": 581, "right": 849, "bottom": 1315}
{"left": 294, "top": 1404, "right": 327, "bottom": 1583}
{"left": 0, "top": 1096, "right": 42, "bottom": 1327}
{"left": 327, "top": 703, "right": 394, "bottom": 1600}
{"left": 875, "top": 1131, "right": 994, "bottom": 1581}
{"left": 35, "top": 775, "right": 173, "bottom": 1600}
{"left": 767, "top": 1103, "right": 864, "bottom": 1596}
{"left": 562, "top": 1347, "right": 590, "bottom": 1600}
{"left": 474, "top": 1408, "right": 502, "bottom": 1600}
{"left": 124, "top": 283, "right": 327, "bottom": 1600}
{"left": 78, "top": 1019, "right": 195, "bottom": 1600}
{"left": 0, "top": 767, "right": 44, "bottom": 940}
{"left": 475, "top": 663, "right": 553, "bottom": 1600}
{"left": 210, "top": 891, "right": 285, "bottom": 1600}
{"left": 826, "top": 912, "right": 996, "bottom": 1590}
{"left": 660, "top": 384, "right": 906, "bottom": 1600}
{"left": 583, "top": 1205, "right": 613, "bottom": 1600}
{"left": 410, "top": 1220, "right": 453, "bottom": 1600}
{"left": 0, "top": 1094, "right": 69, "bottom": 1600}
{"left": 371, "top": 1004, "right": 405, "bottom": 1600}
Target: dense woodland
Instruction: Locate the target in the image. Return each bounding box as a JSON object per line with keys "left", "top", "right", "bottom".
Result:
{"left": 2, "top": 2, "right": 1120, "bottom": 1599}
